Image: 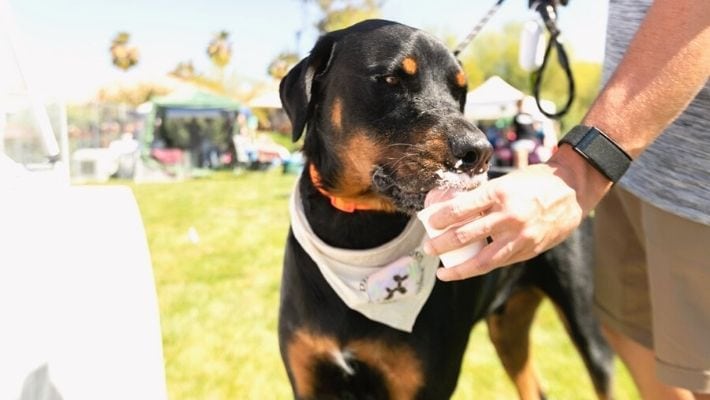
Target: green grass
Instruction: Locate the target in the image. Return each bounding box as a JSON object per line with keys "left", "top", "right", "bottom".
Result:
{"left": 126, "top": 170, "right": 638, "bottom": 399}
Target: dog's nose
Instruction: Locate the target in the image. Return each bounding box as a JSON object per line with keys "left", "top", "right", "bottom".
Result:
{"left": 450, "top": 135, "right": 493, "bottom": 174}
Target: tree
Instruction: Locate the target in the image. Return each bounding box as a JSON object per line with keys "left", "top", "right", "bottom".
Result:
{"left": 309, "top": 0, "right": 384, "bottom": 33}
{"left": 556, "top": 61, "right": 602, "bottom": 130}
{"left": 168, "top": 60, "right": 228, "bottom": 95}
{"left": 171, "top": 60, "right": 196, "bottom": 80}
{"left": 109, "top": 32, "right": 139, "bottom": 71}
{"left": 207, "top": 30, "right": 232, "bottom": 68}
{"left": 168, "top": 32, "right": 236, "bottom": 98}
{"left": 267, "top": 51, "right": 300, "bottom": 80}
{"left": 268, "top": 0, "right": 383, "bottom": 81}
{"left": 95, "top": 83, "right": 170, "bottom": 107}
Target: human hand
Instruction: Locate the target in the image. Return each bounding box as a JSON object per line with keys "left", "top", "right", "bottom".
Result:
{"left": 422, "top": 152, "right": 607, "bottom": 281}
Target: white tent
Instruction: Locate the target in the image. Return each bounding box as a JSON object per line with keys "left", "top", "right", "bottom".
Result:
{"left": 467, "top": 76, "right": 524, "bottom": 105}
{"left": 464, "top": 76, "right": 559, "bottom": 156}
{"left": 464, "top": 76, "right": 524, "bottom": 121}
{"left": 464, "top": 75, "right": 557, "bottom": 122}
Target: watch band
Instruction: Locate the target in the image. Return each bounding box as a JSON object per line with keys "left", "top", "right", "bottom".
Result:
{"left": 558, "top": 125, "right": 632, "bottom": 183}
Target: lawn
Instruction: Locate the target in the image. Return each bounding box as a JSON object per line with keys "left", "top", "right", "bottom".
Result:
{"left": 127, "top": 170, "right": 638, "bottom": 399}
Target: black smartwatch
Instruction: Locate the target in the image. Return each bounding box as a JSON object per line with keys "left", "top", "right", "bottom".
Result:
{"left": 558, "top": 125, "right": 632, "bottom": 183}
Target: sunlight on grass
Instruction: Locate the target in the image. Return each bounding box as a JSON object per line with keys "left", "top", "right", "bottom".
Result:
{"left": 128, "top": 170, "right": 638, "bottom": 399}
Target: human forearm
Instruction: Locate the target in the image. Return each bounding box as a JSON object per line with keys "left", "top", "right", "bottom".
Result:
{"left": 582, "top": 0, "right": 710, "bottom": 157}
{"left": 551, "top": 0, "right": 710, "bottom": 214}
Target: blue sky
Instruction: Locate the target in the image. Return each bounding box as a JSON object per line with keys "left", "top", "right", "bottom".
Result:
{"left": 4, "top": 0, "right": 608, "bottom": 101}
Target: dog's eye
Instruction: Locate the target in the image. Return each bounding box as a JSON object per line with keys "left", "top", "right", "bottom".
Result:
{"left": 383, "top": 75, "right": 400, "bottom": 85}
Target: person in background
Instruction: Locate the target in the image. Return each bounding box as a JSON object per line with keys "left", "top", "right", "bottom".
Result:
{"left": 232, "top": 112, "right": 257, "bottom": 168}
{"left": 424, "top": 0, "right": 709, "bottom": 398}
{"left": 510, "top": 98, "right": 539, "bottom": 168}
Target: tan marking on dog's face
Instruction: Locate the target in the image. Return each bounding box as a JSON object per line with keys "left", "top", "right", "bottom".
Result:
{"left": 331, "top": 97, "right": 343, "bottom": 131}
{"left": 337, "top": 133, "right": 380, "bottom": 194}
{"left": 455, "top": 70, "right": 467, "bottom": 87}
{"left": 387, "top": 130, "right": 449, "bottom": 179}
{"left": 350, "top": 339, "right": 423, "bottom": 400}
{"left": 402, "top": 57, "right": 418, "bottom": 75}
{"left": 333, "top": 132, "right": 397, "bottom": 212}
{"left": 286, "top": 330, "right": 340, "bottom": 398}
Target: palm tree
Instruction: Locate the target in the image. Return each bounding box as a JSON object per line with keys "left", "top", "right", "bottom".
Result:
{"left": 313, "top": 0, "right": 383, "bottom": 33}
{"left": 109, "top": 32, "right": 139, "bottom": 71}
{"left": 171, "top": 60, "right": 196, "bottom": 79}
{"left": 206, "top": 31, "right": 232, "bottom": 68}
{"left": 267, "top": 52, "right": 300, "bottom": 80}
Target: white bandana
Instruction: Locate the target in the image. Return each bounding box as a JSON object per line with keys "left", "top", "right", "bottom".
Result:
{"left": 289, "top": 187, "right": 440, "bottom": 332}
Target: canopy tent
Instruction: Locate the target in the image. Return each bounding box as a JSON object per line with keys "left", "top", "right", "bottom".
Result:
{"left": 464, "top": 76, "right": 524, "bottom": 121}
{"left": 132, "top": 88, "right": 244, "bottom": 178}
{"left": 140, "top": 88, "right": 242, "bottom": 153}
{"left": 150, "top": 89, "right": 242, "bottom": 111}
{"left": 463, "top": 75, "right": 556, "bottom": 121}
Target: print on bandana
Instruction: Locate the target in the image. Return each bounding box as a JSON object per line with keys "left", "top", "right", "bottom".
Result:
{"left": 362, "top": 251, "right": 425, "bottom": 303}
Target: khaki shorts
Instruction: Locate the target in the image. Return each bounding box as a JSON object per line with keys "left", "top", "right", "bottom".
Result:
{"left": 594, "top": 186, "right": 710, "bottom": 393}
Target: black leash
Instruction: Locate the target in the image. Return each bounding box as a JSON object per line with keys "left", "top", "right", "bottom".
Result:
{"left": 453, "top": 0, "right": 576, "bottom": 119}
{"left": 531, "top": 1, "right": 575, "bottom": 118}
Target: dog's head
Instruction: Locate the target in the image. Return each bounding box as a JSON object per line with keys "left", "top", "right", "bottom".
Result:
{"left": 280, "top": 19, "right": 492, "bottom": 214}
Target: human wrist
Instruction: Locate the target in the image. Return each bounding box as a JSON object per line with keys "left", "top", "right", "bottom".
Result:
{"left": 547, "top": 144, "right": 613, "bottom": 215}
{"left": 558, "top": 125, "right": 633, "bottom": 183}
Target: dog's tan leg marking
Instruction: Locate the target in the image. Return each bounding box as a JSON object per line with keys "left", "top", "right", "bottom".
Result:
{"left": 286, "top": 330, "right": 423, "bottom": 399}
{"left": 402, "top": 57, "right": 418, "bottom": 75}
{"left": 486, "top": 287, "right": 545, "bottom": 400}
{"left": 350, "top": 339, "right": 424, "bottom": 400}
{"left": 286, "top": 329, "right": 340, "bottom": 398}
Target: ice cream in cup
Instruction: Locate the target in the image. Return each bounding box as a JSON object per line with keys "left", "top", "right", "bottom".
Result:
{"left": 417, "top": 171, "right": 488, "bottom": 268}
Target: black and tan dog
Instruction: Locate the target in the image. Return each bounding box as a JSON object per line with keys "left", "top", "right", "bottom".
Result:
{"left": 278, "top": 19, "right": 613, "bottom": 400}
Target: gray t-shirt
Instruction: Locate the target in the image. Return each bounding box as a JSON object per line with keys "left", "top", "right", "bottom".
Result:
{"left": 603, "top": 0, "right": 710, "bottom": 225}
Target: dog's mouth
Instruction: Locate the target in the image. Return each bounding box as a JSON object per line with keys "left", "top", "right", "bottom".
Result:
{"left": 372, "top": 164, "right": 488, "bottom": 214}
{"left": 434, "top": 165, "right": 489, "bottom": 191}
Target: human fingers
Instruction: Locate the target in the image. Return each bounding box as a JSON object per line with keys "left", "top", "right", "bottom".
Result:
{"left": 436, "top": 225, "right": 555, "bottom": 281}
{"left": 423, "top": 211, "right": 507, "bottom": 256}
{"left": 435, "top": 231, "right": 520, "bottom": 281}
{"left": 427, "top": 184, "right": 498, "bottom": 230}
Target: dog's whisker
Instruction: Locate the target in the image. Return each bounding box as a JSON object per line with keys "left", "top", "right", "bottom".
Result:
{"left": 385, "top": 149, "right": 428, "bottom": 171}
{"left": 385, "top": 153, "right": 415, "bottom": 170}
{"left": 385, "top": 143, "right": 417, "bottom": 149}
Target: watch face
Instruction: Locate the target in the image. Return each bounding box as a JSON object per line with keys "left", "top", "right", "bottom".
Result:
{"left": 563, "top": 125, "right": 631, "bottom": 183}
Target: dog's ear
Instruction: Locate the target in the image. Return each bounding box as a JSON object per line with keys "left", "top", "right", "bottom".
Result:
{"left": 279, "top": 35, "right": 337, "bottom": 142}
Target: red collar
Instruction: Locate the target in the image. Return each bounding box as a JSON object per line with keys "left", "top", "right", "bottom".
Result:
{"left": 308, "top": 164, "right": 383, "bottom": 213}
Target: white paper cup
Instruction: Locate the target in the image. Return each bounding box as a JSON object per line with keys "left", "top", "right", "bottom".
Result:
{"left": 417, "top": 189, "right": 486, "bottom": 268}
